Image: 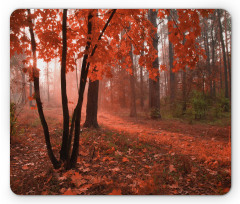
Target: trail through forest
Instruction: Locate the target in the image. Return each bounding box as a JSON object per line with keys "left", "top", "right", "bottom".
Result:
{"left": 10, "top": 108, "right": 231, "bottom": 195}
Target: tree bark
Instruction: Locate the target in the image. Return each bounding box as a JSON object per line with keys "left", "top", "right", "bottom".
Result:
{"left": 69, "top": 9, "right": 117, "bottom": 169}
{"left": 140, "top": 62, "right": 144, "bottom": 109}
{"left": 29, "top": 81, "right": 33, "bottom": 107}
{"left": 129, "top": 44, "right": 137, "bottom": 117}
{"left": 203, "top": 19, "right": 212, "bottom": 96}
{"left": 21, "top": 72, "right": 26, "bottom": 104}
{"left": 59, "top": 9, "right": 70, "bottom": 161}
{"left": 211, "top": 34, "right": 216, "bottom": 96}
{"left": 75, "top": 58, "right": 78, "bottom": 91}
{"left": 182, "top": 70, "right": 187, "bottom": 113}
{"left": 224, "top": 11, "right": 231, "bottom": 99}
{"left": 83, "top": 78, "right": 100, "bottom": 128}
{"left": 217, "top": 9, "right": 229, "bottom": 98}
{"left": 211, "top": 13, "right": 216, "bottom": 97}
{"left": 27, "top": 9, "right": 60, "bottom": 169}
{"left": 148, "top": 9, "right": 161, "bottom": 119}
{"left": 46, "top": 62, "right": 50, "bottom": 102}
{"left": 168, "top": 12, "right": 175, "bottom": 104}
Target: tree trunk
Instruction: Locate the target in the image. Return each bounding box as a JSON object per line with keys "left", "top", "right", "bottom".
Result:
{"left": 69, "top": 9, "right": 117, "bottom": 169}
{"left": 27, "top": 9, "right": 60, "bottom": 169}
{"left": 29, "top": 81, "right": 33, "bottom": 107}
{"left": 59, "top": 9, "right": 70, "bottom": 161}
{"left": 140, "top": 31, "right": 145, "bottom": 109}
{"left": 129, "top": 44, "right": 137, "bottom": 117}
{"left": 168, "top": 13, "right": 175, "bottom": 104}
{"left": 182, "top": 70, "right": 187, "bottom": 113}
{"left": 21, "top": 72, "right": 26, "bottom": 104}
{"left": 83, "top": 78, "right": 99, "bottom": 128}
{"left": 140, "top": 63, "right": 144, "bottom": 109}
{"left": 219, "top": 45, "right": 223, "bottom": 90}
{"left": 211, "top": 14, "right": 216, "bottom": 97}
{"left": 46, "top": 62, "right": 50, "bottom": 102}
{"left": 204, "top": 19, "right": 212, "bottom": 96}
{"left": 224, "top": 11, "right": 231, "bottom": 99}
{"left": 217, "top": 9, "right": 229, "bottom": 98}
{"left": 75, "top": 57, "right": 78, "bottom": 91}
{"left": 148, "top": 9, "right": 161, "bottom": 119}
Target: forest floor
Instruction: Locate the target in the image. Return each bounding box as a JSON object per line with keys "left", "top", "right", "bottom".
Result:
{"left": 10, "top": 107, "right": 231, "bottom": 195}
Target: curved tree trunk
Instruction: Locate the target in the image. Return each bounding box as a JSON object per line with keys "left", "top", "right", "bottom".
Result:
{"left": 27, "top": 9, "right": 60, "bottom": 169}
{"left": 69, "top": 9, "right": 117, "bottom": 169}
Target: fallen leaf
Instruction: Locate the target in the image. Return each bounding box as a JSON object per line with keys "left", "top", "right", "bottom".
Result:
{"left": 122, "top": 157, "right": 129, "bottom": 162}
{"left": 22, "top": 165, "right": 29, "bottom": 170}
{"left": 106, "top": 147, "right": 115, "bottom": 154}
{"left": 79, "top": 151, "right": 88, "bottom": 156}
{"left": 109, "top": 189, "right": 122, "bottom": 195}
{"left": 111, "top": 167, "right": 120, "bottom": 172}
{"left": 63, "top": 188, "right": 77, "bottom": 195}
{"left": 41, "top": 191, "right": 48, "bottom": 195}
{"left": 223, "top": 187, "right": 230, "bottom": 194}
{"left": 169, "top": 164, "right": 176, "bottom": 172}
{"left": 71, "top": 172, "right": 86, "bottom": 187}
{"left": 115, "top": 150, "right": 123, "bottom": 156}
{"left": 76, "top": 184, "right": 92, "bottom": 193}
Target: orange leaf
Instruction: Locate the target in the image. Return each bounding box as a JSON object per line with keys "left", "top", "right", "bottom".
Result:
{"left": 63, "top": 188, "right": 77, "bottom": 195}
{"left": 109, "top": 189, "right": 122, "bottom": 195}
{"left": 122, "top": 157, "right": 129, "bottom": 162}
{"left": 223, "top": 187, "right": 230, "bottom": 194}
{"left": 22, "top": 165, "right": 29, "bottom": 170}
{"left": 169, "top": 164, "right": 176, "bottom": 172}
{"left": 106, "top": 147, "right": 115, "bottom": 154}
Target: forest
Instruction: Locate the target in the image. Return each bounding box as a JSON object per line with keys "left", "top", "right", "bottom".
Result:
{"left": 10, "top": 9, "right": 231, "bottom": 195}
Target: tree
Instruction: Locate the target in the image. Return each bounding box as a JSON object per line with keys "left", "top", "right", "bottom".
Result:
{"left": 27, "top": 9, "right": 60, "bottom": 168}
{"left": 83, "top": 77, "right": 100, "bottom": 128}
{"left": 129, "top": 44, "right": 137, "bottom": 117}
{"left": 11, "top": 9, "right": 220, "bottom": 171}
{"left": 167, "top": 11, "right": 175, "bottom": 104}
{"left": 217, "top": 9, "right": 229, "bottom": 99}
{"left": 148, "top": 9, "right": 161, "bottom": 119}
{"left": 59, "top": 9, "right": 70, "bottom": 161}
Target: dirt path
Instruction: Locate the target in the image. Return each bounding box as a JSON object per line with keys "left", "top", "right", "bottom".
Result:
{"left": 98, "top": 111, "right": 231, "bottom": 168}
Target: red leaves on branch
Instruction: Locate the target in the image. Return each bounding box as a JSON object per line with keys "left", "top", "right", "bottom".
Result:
{"left": 10, "top": 9, "right": 212, "bottom": 82}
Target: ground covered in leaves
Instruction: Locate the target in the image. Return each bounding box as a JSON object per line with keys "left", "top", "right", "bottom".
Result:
{"left": 10, "top": 108, "right": 231, "bottom": 195}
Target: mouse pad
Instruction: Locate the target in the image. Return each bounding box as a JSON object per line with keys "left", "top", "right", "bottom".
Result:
{"left": 10, "top": 9, "right": 231, "bottom": 195}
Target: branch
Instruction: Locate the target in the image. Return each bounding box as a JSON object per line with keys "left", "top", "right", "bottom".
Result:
{"left": 90, "top": 9, "right": 117, "bottom": 57}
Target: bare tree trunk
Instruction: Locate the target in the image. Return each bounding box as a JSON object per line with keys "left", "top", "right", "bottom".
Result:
{"left": 140, "top": 63, "right": 144, "bottom": 109}
{"left": 168, "top": 13, "right": 175, "bottom": 104}
{"left": 83, "top": 78, "right": 99, "bottom": 128}
{"left": 224, "top": 11, "right": 231, "bottom": 99}
{"left": 211, "top": 14, "right": 216, "bottom": 97}
{"left": 182, "top": 70, "right": 187, "bottom": 113}
{"left": 27, "top": 9, "right": 60, "bottom": 169}
{"left": 46, "top": 62, "right": 50, "bottom": 102}
{"left": 29, "top": 81, "right": 33, "bottom": 107}
{"left": 204, "top": 19, "right": 212, "bottom": 96}
{"left": 129, "top": 44, "right": 137, "bottom": 117}
{"left": 219, "top": 45, "right": 223, "bottom": 90}
{"left": 21, "top": 72, "right": 26, "bottom": 104}
{"left": 217, "top": 9, "right": 229, "bottom": 98}
{"left": 75, "top": 58, "right": 78, "bottom": 91}
{"left": 148, "top": 9, "right": 161, "bottom": 119}
{"left": 59, "top": 9, "right": 70, "bottom": 161}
